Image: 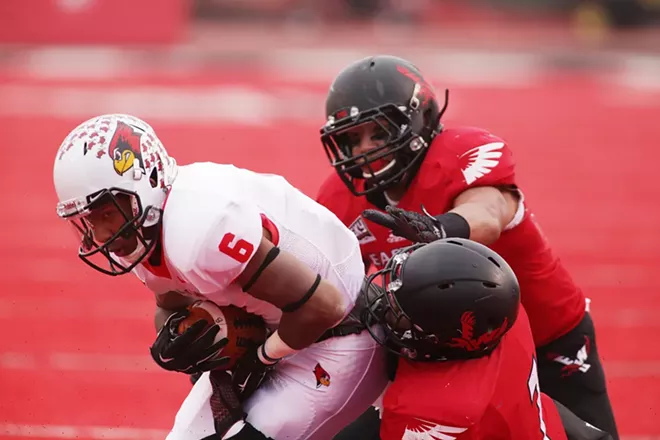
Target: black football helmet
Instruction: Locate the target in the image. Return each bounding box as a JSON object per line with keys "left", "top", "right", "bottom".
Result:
{"left": 361, "top": 239, "right": 520, "bottom": 361}
{"left": 320, "top": 55, "right": 448, "bottom": 196}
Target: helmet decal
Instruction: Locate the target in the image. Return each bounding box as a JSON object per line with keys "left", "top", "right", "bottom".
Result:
{"left": 57, "top": 115, "right": 113, "bottom": 161}
{"left": 108, "top": 121, "right": 144, "bottom": 176}
{"left": 396, "top": 65, "right": 434, "bottom": 107}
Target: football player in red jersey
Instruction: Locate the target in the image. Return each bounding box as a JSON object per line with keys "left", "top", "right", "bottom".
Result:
{"left": 358, "top": 238, "right": 614, "bottom": 440}
{"left": 318, "top": 55, "right": 618, "bottom": 440}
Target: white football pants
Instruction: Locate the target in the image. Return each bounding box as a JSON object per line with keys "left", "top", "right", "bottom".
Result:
{"left": 166, "top": 328, "right": 388, "bottom": 440}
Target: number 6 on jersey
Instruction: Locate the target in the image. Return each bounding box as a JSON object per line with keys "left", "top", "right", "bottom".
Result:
{"left": 218, "top": 233, "right": 254, "bottom": 263}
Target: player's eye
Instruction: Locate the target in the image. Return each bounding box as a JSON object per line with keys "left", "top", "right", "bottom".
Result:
{"left": 345, "top": 133, "right": 360, "bottom": 148}
{"left": 332, "top": 133, "right": 357, "bottom": 157}
{"left": 371, "top": 129, "right": 388, "bottom": 142}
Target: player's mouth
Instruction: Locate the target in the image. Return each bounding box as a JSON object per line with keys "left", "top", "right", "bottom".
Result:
{"left": 360, "top": 157, "right": 397, "bottom": 179}
{"left": 107, "top": 239, "right": 132, "bottom": 256}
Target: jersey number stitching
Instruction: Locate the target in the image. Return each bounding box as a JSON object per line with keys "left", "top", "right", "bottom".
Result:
{"left": 218, "top": 233, "right": 254, "bottom": 263}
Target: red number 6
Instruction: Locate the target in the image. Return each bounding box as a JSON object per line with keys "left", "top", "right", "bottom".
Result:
{"left": 218, "top": 233, "right": 254, "bottom": 263}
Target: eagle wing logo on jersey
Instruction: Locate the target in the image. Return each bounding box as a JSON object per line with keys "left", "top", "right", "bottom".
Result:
{"left": 402, "top": 418, "right": 467, "bottom": 440}
{"left": 349, "top": 216, "right": 376, "bottom": 245}
{"left": 547, "top": 335, "right": 592, "bottom": 376}
{"left": 459, "top": 142, "right": 504, "bottom": 185}
{"left": 313, "top": 363, "right": 330, "bottom": 388}
{"left": 108, "top": 121, "right": 144, "bottom": 176}
{"left": 447, "top": 311, "right": 509, "bottom": 352}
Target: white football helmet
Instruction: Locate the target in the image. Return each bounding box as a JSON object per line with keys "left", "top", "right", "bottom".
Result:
{"left": 53, "top": 114, "right": 178, "bottom": 275}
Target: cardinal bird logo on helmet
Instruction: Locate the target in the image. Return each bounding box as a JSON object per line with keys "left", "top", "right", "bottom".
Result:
{"left": 313, "top": 363, "right": 330, "bottom": 388}
{"left": 108, "top": 121, "right": 144, "bottom": 176}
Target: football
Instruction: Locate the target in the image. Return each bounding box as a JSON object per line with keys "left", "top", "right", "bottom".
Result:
{"left": 177, "top": 301, "right": 268, "bottom": 370}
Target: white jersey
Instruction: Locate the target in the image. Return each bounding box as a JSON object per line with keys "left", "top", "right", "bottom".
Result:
{"left": 133, "top": 162, "right": 365, "bottom": 326}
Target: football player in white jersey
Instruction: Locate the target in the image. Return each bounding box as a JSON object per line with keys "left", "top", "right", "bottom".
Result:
{"left": 52, "top": 114, "right": 389, "bottom": 440}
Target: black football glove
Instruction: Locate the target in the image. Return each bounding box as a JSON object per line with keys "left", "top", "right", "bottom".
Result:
{"left": 231, "top": 344, "right": 278, "bottom": 402}
{"left": 209, "top": 370, "right": 246, "bottom": 437}
{"left": 150, "top": 309, "right": 231, "bottom": 375}
{"left": 362, "top": 205, "right": 445, "bottom": 244}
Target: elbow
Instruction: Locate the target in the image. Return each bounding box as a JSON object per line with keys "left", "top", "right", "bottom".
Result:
{"left": 470, "top": 216, "right": 502, "bottom": 245}
{"left": 278, "top": 281, "right": 349, "bottom": 350}
{"left": 330, "top": 297, "right": 349, "bottom": 326}
{"left": 316, "top": 281, "right": 349, "bottom": 327}
{"left": 324, "top": 291, "right": 349, "bottom": 328}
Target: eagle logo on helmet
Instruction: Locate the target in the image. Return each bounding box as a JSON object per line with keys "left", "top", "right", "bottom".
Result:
{"left": 108, "top": 121, "right": 144, "bottom": 176}
{"left": 396, "top": 65, "right": 434, "bottom": 106}
{"left": 448, "top": 311, "right": 509, "bottom": 352}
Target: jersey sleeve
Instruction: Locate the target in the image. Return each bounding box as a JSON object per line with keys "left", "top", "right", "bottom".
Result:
{"left": 188, "top": 199, "right": 263, "bottom": 293}
{"left": 443, "top": 128, "right": 517, "bottom": 201}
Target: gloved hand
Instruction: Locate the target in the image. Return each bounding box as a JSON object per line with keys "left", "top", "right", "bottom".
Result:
{"left": 362, "top": 205, "right": 445, "bottom": 243}
{"left": 231, "top": 344, "right": 278, "bottom": 402}
{"left": 150, "top": 308, "right": 231, "bottom": 374}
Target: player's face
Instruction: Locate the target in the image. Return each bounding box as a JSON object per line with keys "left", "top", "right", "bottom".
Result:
{"left": 82, "top": 194, "right": 139, "bottom": 257}
{"left": 340, "top": 119, "right": 395, "bottom": 177}
{"left": 383, "top": 301, "right": 413, "bottom": 331}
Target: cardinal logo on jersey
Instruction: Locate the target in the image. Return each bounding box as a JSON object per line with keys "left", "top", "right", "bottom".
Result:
{"left": 459, "top": 142, "right": 504, "bottom": 185}
{"left": 313, "top": 363, "right": 330, "bottom": 388}
{"left": 547, "top": 335, "right": 592, "bottom": 376}
{"left": 401, "top": 418, "right": 467, "bottom": 440}
{"left": 108, "top": 121, "right": 144, "bottom": 176}
{"left": 447, "top": 311, "right": 509, "bottom": 352}
{"left": 349, "top": 216, "right": 376, "bottom": 245}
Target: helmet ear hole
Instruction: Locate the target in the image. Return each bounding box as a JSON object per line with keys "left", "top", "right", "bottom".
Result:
{"left": 149, "top": 168, "right": 158, "bottom": 189}
{"left": 487, "top": 257, "right": 501, "bottom": 268}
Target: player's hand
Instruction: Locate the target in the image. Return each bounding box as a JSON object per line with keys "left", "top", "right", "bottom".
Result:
{"left": 362, "top": 205, "right": 444, "bottom": 243}
{"left": 150, "top": 309, "right": 231, "bottom": 374}
{"left": 209, "top": 370, "right": 246, "bottom": 437}
{"left": 231, "top": 344, "right": 278, "bottom": 402}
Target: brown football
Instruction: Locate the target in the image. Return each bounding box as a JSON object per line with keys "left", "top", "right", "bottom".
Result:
{"left": 177, "top": 301, "right": 268, "bottom": 370}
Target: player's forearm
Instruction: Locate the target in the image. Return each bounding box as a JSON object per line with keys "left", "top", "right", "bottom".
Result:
{"left": 449, "top": 202, "right": 503, "bottom": 245}
{"left": 450, "top": 186, "right": 517, "bottom": 245}
{"left": 153, "top": 291, "right": 195, "bottom": 331}
{"left": 275, "top": 280, "right": 347, "bottom": 350}
{"left": 154, "top": 306, "right": 175, "bottom": 332}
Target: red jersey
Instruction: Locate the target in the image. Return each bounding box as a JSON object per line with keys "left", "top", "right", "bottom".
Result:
{"left": 380, "top": 308, "right": 567, "bottom": 440}
{"left": 316, "top": 126, "right": 585, "bottom": 346}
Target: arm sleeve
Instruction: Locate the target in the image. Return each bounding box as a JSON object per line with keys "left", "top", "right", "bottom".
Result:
{"left": 190, "top": 200, "right": 263, "bottom": 293}
{"left": 444, "top": 132, "right": 517, "bottom": 202}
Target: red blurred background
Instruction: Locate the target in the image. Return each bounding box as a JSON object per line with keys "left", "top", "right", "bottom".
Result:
{"left": 0, "top": 0, "right": 659, "bottom": 438}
